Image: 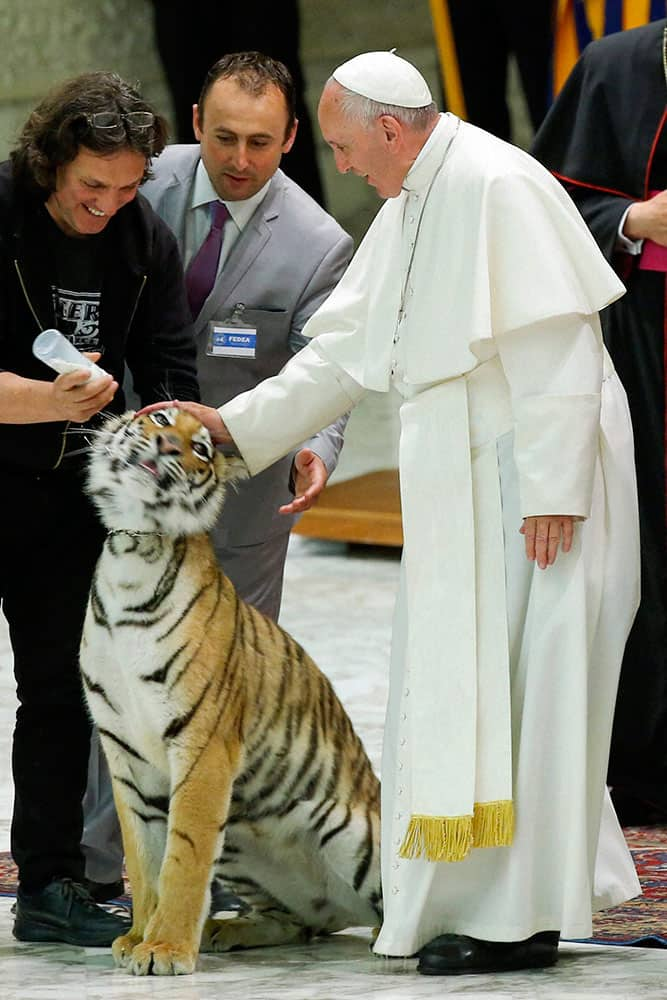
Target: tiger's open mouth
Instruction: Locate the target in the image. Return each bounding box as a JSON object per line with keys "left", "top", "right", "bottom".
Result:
{"left": 138, "top": 458, "right": 159, "bottom": 477}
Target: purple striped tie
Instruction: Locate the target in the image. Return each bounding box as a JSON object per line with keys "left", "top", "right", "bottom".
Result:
{"left": 186, "top": 200, "right": 230, "bottom": 318}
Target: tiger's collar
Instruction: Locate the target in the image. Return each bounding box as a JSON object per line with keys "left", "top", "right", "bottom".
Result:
{"left": 107, "top": 529, "right": 168, "bottom": 539}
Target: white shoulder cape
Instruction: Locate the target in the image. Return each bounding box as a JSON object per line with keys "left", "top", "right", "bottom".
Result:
{"left": 302, "top": 116, "right": 625, "bottom": 390}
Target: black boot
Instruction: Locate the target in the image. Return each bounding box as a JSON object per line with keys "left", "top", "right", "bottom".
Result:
{"left": 14, "top": 877, "right": 131, "bottom": 947}
{"left": 417, "top": 930, "right": 560, "bottom": 975}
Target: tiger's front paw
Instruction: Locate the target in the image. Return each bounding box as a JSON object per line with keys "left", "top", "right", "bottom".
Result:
{"left": 200, "top": 916, "right": 236, "bottom": 953}
{"left": 112, "top": 931, "right": 143, "bottom": 968}
{"left": 201, "top": 915, "right": 310, "bottom": 952}
{"left": 127, "top": 939, "right": 198, "bottom": 976}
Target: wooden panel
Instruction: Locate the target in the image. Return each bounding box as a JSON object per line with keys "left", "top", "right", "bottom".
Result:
{"left": 292, "top": 469, "right": 403, "bottom": 547}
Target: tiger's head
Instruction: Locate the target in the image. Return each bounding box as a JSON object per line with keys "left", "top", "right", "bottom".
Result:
{"left": 85, "top": 408, "right": 248, "bottom": 536}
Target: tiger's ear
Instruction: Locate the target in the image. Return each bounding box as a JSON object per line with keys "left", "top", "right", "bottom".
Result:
{"left": 216, "top": 452, "right": 250, "bottom": 483}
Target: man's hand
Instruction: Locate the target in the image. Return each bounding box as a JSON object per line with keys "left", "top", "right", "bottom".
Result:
{"left": 520, "top": 515, "right": 581, "bottom": 570}
{"left": 136, "top": 400, "right": 233, "bottom": 447}
{"left": 279, "top": 448, "right": 328, "bottom": 515}
{"left": 52, "top": 352, "right": 117, "bottom": 422}
{"left": 624, "top": 190, "right": 667, "bottom": 245}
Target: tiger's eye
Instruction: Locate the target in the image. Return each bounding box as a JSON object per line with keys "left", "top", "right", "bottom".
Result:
{"left": 149, "top": 411, "right": 171, "bottom": 427}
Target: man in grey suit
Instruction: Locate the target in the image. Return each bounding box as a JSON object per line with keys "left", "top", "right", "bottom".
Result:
{"left": 142, "top": 50, "right": 353, "bottom": 620}
{"left": 80, "top": 52, "right": 352, "bottom": 902}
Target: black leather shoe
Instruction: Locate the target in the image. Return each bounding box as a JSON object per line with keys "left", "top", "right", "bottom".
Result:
{"left": 83, "top": 877, "right": 125, "bottom": 903}
{"left": 13, "top": 877, "right": 131, "bottom": 947}
{"left": 417, "top": 931, "right": 560, "bottom": 975}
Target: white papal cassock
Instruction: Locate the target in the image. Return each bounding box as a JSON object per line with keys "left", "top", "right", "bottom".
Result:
{"left": 220, "top": 114, "right": 641, "bottom": 955}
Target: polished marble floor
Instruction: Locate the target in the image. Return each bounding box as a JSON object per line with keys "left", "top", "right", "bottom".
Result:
{"left": 0, "top": 535, "right": 666, "bottom": 998}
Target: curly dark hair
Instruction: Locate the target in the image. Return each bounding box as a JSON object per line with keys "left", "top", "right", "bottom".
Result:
{"left": 11, "top": 71, "right": 169, "bottom": 194}
{"left": 198, "top": 52, "right": 296, "bottom": 139}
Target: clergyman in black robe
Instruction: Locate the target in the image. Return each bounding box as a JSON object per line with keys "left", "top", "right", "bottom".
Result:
{"left": 532, "top": 19, "right": 667, "bottom": 825}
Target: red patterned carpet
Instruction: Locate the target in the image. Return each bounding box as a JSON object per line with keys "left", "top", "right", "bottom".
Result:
{"left": 0, "top": 827, "right": 664, "bottom": 947}
{"left": 583, "top": 826, "right": 667, "bottom": 947}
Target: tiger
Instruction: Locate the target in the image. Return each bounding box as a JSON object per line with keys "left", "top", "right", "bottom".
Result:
{"left": 78, "top": 407, "right": 382, "bottom": 976}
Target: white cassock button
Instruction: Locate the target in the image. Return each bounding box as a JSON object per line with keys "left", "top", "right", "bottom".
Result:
{"left": 400, "top": 738, "right": 407, "bottom": 747}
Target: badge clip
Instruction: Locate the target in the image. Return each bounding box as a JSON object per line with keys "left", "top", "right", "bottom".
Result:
{"left": 229, "top": 303, "right": 246, "bottom": 326}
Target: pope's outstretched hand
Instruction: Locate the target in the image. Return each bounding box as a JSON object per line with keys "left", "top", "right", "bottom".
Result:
{"left": 137, "top": 400, "right": 233, "bottom": 448}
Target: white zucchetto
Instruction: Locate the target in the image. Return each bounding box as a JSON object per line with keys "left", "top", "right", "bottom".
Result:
{"left": 332, "top": 50, "right": 433, "bottom": 108}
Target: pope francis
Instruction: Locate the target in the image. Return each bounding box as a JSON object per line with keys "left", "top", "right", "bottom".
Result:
{"left": 144, "top": 51, "right": 641, "bottom": 976}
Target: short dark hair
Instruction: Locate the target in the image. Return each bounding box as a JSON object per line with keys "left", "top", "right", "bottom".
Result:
{"left": 198, "top": 51, "right": 296, "bottom": 139}
{"left": 11, "top": 71, "right": 168, "bottom": 194}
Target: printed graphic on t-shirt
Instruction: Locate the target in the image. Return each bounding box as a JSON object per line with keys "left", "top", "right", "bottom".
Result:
{"left": 51, "top": 286, "right": 101, "bottom": 351}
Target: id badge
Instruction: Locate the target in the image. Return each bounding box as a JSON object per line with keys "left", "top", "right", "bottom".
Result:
{"left": 207, "top": 322, "right": 257, "bottom": 359}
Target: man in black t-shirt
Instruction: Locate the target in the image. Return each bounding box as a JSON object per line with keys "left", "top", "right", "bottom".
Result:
{"left": 0, "top": 71, "right": 199, "bottom": 947}
{"left": 48, "top": 224, "right": 105, "bottom": 353}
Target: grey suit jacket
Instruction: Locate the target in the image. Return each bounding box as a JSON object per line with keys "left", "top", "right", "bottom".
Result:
{"left": 142, "top": 145, "right": 353, "bottom": 546}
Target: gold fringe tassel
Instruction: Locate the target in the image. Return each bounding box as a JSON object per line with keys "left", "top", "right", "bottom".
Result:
{"left": 472, "top": 800, "right": 514, "bottom": 848}
{"left": 399, "top": 814, "right": 473, "bottom": 862}
{"left": 399, "top": 800, "right": 514, "bottom": 863}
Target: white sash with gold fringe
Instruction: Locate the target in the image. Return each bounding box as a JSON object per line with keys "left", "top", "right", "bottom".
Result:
{"left": 396, "top": 363, "right": 515, "bottom": 862}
